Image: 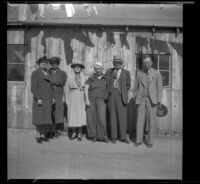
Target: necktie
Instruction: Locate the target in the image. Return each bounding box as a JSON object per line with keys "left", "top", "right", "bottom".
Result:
{"left": 114, "top": 70, "right": 118, "bottom": 88}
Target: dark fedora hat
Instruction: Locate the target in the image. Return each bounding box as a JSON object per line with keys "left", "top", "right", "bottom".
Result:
{"left": 49, "top": 56, "right": 61, "bottom": 65}
{"left": 36, "top": 56, "right": 48, "bottom": 64}
{"left": 156, "top": 104, "right": 168, "bottom": 117}
{"left": 112, "top": 55, "right": 123, "bottom": 63}
{"left": 71, "top": 62, "right": 85, "bottom": 69}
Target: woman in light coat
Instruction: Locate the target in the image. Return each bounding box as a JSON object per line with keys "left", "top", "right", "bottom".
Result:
{"left": 64, "top": 62, "right": 87, "bottom": 141}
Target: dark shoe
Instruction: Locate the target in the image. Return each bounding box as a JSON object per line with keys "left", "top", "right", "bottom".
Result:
{"left": 91, "top": 137, "right": 97, "bottom": 142}
{"left": 49, "top": 133, "right": 54, "bottom": 139}
{"left": 46, "top": 132, "right": 54, "bottom": 139}
{"left": 77, "top": 134, "right": 82, "bottom": 141}
{"left": 134, "top": 142, "right": 142, "bottom": 146}
{"left": 111, "top": 139, "right": 117, "bottom": 144}
{"left": 104, "top": 137, "right": 110, "bottom": 143}
{"left": 147, "top": 144, "right": 153, "bottom": 148}
{"left": 121, "top": 139, "right": 130, "bottom": 144}
{"left": 36, "top": 137, "right": 42, "bottom": 144}
{"left": 41, "top": 137, "right": 50, "bottom": 142}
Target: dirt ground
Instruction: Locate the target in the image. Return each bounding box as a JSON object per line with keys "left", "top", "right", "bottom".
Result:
{"left": 7, "top": 128, "right": 182, "bottom": 179}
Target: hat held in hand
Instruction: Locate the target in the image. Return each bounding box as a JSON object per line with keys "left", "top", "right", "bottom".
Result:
{"left": 156, "top": 104, "right": 168, "bottom": 117}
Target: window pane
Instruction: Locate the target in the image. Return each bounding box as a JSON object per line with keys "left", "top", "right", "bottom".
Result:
{"left": 7, "top": 30, "right": 24, "bottom": 44}
{"left": 152, "top": 55, "right": 158, "bottom": 70}
{"left": 7, "top": 45, "right": 26, "bottom": 64}
{"left": 159, "top": 55, "right": 169, "bottom": 70}
{"left": 160, "top": 71, "right": 169, "bottom": 86}
{"left": 7, "top": 64, "right": 25, "bottom": 81}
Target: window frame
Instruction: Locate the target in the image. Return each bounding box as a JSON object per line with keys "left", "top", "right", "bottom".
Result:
{"left": 135, "top": 53, "right": 172, "bottom": 88}
{"left": 7, "top": 43, "right": 27, "bottom": 82}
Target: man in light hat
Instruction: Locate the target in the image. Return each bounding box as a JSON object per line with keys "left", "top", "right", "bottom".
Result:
{"left": 85, "top": 61, "right": 109, "bottom": 143}
{"left": 105, "top": 55, "right": 131, "bottom": 144}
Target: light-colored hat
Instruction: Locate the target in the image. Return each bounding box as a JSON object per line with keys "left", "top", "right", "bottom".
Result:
{"left": 112, "top": 55, "right": 123, "bottom": 63}
{"left": 93, "top": 61, "right": 103, "bottom": 68}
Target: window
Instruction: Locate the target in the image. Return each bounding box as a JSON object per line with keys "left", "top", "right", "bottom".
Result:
{"left": 136, "top": 54, "right": 171, "bottom": 87}
{"left": 7, "top": 44, "right": 26, "bottom": 81}
{"left": 7, "top": 30, "right": 25, "bottom": 81}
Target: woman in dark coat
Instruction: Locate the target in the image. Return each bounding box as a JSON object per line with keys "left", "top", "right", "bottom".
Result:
{"left": 48, "top": 57, "right": 67, "bottom": 137}
{"left": 85, "top": 62, "right": 109, "bottom": 143}
{"left": 31, "top": 56, "right": 54, "bottom": 143}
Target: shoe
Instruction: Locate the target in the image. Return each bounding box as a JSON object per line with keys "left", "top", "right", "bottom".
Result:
{"left": 49, "top": 133, "right": 54, "bottom": 139}
{"left": 147, "top": 144, "right": 153, "bottom": 148}
{"left": 36, "top": 137, "right": 42, "bottom": 144}
{"left": 41, "top": 137, "right": 50, "bottom": 142}
{"left": 54, "top": 132, "right": 60, "bottom": 138}
{"left": 77, "top": 134, "right": 82, "bottom": 141}
{"left": 70, "top": 133, "right": 77, "bottom": 140}
{"left": 104, "top": 137, "right": 110, "bottom": 143}
{"left": 134, "top": 142, "right": 142, "bottom": 146}
{"left": 111, "top": 139, "right": 117, "bottom": 144}
{"left": 121, "top": 139, "right": 130, "bottom": 144}
{"left": 91, "top": 137, "right": 97, "bottom": 142}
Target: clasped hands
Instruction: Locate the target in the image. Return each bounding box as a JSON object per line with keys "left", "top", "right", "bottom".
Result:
{"left": 37, "top": 98, "right": 56, "bottom": 105}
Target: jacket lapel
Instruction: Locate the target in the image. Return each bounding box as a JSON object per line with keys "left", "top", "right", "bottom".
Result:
{"left": 148, "top": 68, "right": 155, "bottom": 84}
{"left": 141, "top": 71, "right": 146, "bottom": 86}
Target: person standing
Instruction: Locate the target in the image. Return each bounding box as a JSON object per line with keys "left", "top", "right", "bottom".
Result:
{"left": 48, "top": 57, "right": 67, "bottom": 138}
{"left": 65, "top": 62, "right": 87, "bottom": 141}
{"left": 105, "top": 55, "right": 131, "bottom": 144}
{"left": 31, "top": 56, "right": 54, "bottom": 143}
{"left": 133, "top": 55, "right": 163, "bottom": 148}
{"left": 85, "top": 62, "right": 109, "bottom": 143}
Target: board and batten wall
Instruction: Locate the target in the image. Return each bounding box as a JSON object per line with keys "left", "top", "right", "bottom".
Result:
{"left": 7, "top": 27, "right": 182, "bottom": 135}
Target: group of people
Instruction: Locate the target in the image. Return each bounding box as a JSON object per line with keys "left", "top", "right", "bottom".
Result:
{"left": 31, "top": 54, "right": 163, "bottom": 148}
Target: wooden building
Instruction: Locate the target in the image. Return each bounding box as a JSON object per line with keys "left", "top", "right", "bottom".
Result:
{"left": 7, "top": 3, "right": 183, "bottom": 135}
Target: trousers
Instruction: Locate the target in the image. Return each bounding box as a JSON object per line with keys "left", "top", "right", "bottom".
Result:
{"left": 136, "top": 96, "right": 157, "bottom": 145}
{"left": 108, "top": 88, "right": 127, "bottom": 140}
{"left": 86, "top": 97, "right": 107, "bottom": 140}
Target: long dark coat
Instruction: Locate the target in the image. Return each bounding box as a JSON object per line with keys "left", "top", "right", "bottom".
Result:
{"left": 50, "top": 69, "right": 67, "bottom": 124}
{"left": 31, "top": 68, "right": 53, "bottom": 125}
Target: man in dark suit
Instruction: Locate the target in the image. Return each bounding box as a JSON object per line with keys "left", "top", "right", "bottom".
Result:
{"left": 133, "top": 55, "right": 163, "bottom": 148}
{"left": 105, "top": 55, "right": 131, "bottom": 144}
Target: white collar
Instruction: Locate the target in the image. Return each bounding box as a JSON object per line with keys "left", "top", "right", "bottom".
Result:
{"left": 115, "top": 68, "right": 121, "bottom": 78}
{"left": 42, "top": 70, "right": 48, "bottom": 75}
{"left": 97, "top": 75, "right": 102, "bottom": 79}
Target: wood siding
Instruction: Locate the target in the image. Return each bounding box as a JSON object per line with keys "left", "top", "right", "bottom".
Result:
{"left": 7, "top": 28, "right": 182, "bottom": 135}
